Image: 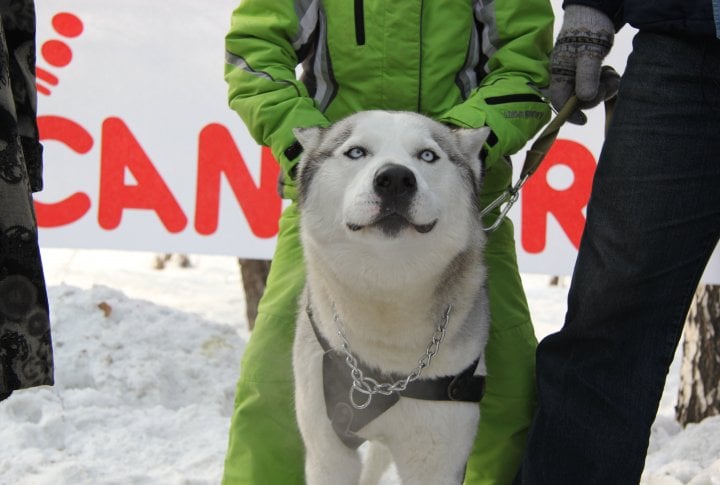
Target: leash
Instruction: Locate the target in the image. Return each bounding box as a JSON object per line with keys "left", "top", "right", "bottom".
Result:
{"left": 480, "top": 91, "right": 617, "bottom": 233}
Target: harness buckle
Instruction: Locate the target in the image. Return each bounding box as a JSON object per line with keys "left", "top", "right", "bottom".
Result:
{"left": 349, "top": 383, "right": 373, "bottom": 410}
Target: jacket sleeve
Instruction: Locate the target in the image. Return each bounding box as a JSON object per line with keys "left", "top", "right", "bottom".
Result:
{"left": 224, "top": 0, "right": 330, "bottom": 194}
{"left": 438, "top": 0, "right": 554, "bottom": 168}
{"left": 562, "top": 0, "right": 625, "bottom": 30}
{"left": 563, "top": 0, "right": 624, "bottom": 22}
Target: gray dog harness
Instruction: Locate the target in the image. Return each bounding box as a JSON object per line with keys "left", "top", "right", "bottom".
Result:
{"left": 306, "top": 306, "right": 486, "bottom": 449}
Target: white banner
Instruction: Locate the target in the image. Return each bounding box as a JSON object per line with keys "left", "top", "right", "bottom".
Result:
{"left": 34, "top": 1, "right": 720, "bottom": 282}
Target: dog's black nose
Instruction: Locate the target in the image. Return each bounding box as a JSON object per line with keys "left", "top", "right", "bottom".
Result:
{"left": 373, "top": 164, "right": 417, "bottom": 198}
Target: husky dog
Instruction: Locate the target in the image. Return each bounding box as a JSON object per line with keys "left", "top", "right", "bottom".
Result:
{"left": 293, "top": 111, "right": 491, "bottom": 484}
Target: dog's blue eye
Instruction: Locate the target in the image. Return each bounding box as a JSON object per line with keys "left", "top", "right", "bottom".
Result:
{"left": 418, "top": 149, "right": 439, "bottom": 163}
{"left": 345, "top": 147, "right": 367, "bottom": 160}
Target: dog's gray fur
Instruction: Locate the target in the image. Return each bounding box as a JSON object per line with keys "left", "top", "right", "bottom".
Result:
{"left": 292, "top": 111, "right": 491, "bottom": 484}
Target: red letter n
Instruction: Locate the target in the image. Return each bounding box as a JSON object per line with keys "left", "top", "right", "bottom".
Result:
{"left": 195, "top": 124, "right": 281, "bottom": 238}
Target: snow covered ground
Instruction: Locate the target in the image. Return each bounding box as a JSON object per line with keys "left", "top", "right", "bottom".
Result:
{"left": 0, "top": 249, "right": 718, "bottom": 484}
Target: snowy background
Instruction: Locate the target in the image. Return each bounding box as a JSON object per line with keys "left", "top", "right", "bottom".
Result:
{"left": 0, "top": 249, "right": 719, "bottom": 484}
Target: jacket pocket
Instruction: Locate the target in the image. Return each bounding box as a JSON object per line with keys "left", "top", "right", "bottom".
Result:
{"left": 484, "top": 94, "right": 545, "bottom": 105}
{"left": 354, "top": 0, "right": 365, "bottom": 45}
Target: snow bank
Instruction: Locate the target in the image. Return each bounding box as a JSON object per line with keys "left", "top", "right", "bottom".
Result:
{"left": 0, "top": 282, "right": 244, "bottom": 484}
{"left": 0, "top": 251, "right": 718, "bottom": 484}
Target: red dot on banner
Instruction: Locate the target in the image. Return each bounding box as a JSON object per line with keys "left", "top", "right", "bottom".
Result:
{"left": 52, "top": 13, "right": 83, "bottom": 38}
{"left": 42, "top": 40, "right": 73, "bottom": 67}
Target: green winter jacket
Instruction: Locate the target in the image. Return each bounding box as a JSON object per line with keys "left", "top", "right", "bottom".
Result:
{"left": 225, "top": 0, "right": 554, "bottom": 200}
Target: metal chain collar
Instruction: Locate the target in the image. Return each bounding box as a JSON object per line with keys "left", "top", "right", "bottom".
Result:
{"left": 333, "top": 304, "right": 452, "bottom": 410}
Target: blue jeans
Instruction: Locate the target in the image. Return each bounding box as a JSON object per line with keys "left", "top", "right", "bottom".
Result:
{"left": 520, "top": 31, "right": 720, "bottom": 484}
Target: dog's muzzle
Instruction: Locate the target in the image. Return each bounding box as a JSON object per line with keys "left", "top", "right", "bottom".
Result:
{"left": 346, "top": 163, "right": 436, "bottom": 236}
{"left": 345, "top": 163, "right": 438, "bottom": 236}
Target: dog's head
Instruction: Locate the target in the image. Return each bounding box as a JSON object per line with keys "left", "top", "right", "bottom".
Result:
{"left": 294, "top": 111, "right": 489, "bottom": 269}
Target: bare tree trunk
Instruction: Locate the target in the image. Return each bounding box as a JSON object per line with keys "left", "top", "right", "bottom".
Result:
{"left": 676, "top": 284, "right": 720, "bottom": 426}
{"left": 237, "top": 258, "right": 271, "bottom": 332}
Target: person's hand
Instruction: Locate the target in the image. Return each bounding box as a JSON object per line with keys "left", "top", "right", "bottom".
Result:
{"left": 550, "top": 5, "right": 621, "bottom": 124}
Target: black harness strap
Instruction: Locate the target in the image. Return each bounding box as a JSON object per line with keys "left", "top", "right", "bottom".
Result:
{"left": 306, "top": 305, "right": 486, "bottom": 449}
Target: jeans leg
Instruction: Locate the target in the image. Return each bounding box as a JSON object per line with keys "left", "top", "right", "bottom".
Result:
{"left": 522, "top": 32, "right": 720, "bottom": 485}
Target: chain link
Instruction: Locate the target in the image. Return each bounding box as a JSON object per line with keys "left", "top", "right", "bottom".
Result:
{"left": 333, "top": 305, "right": 452, "bottom": 410}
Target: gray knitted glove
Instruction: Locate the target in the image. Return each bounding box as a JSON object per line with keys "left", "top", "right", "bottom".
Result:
{"left": 550, "top": 5, "right": 621, "bottom": 124}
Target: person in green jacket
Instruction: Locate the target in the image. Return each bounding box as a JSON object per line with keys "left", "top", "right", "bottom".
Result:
{"left": 222, "top": 1, "right": 553, "bottom": 483}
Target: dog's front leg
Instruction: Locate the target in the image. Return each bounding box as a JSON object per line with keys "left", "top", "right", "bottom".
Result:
{"left": 297, "top": 378, "right": 363, "bottom": 484}
{"left": 392, "top": 451, "right": 467, "bottom": 485}
{"left": 380, "top": 400, "right": 478, "bottom": 485}
{"left": 294, "top": 316, "right": 363, "bottom": 484}
{"left": 304, "top": 439, "right": 363, "bottom": 485}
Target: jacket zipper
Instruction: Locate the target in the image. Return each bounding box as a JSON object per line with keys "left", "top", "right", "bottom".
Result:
{"left": 485, "top": 93, "right": 545, "bottom": 105}
{"left": 417, "top": 0, "right": 425, "bottom": 112}
{"left": 354, "top": 0, "right": 365, "bottom": 45}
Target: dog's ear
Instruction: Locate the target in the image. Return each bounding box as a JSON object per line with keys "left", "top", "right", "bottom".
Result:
{"left": 455, "top": 126, "right": 491, "bottom": 160}
{"left": 455, "top": 126, "right": 491, "bottom": 178}
{"left": 293, "top": 126, "right": 324, "bottom": 154}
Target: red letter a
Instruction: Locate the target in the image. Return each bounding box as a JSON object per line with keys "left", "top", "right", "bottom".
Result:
{"left": 98, "top": 118, "right": 187, "bottom": 233}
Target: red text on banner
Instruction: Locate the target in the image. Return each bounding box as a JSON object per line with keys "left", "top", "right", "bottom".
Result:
{"left": 521, "top": 139, "right": 597, "bottom": 253}
{"left": 35, "top": 116, "right": 282, "bottom": 238}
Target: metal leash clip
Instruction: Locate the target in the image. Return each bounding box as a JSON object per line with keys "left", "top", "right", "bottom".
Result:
{"left": 480, "top": 173, "right": 529, "bottom": 233}
{"left": 480, "top": 68, "right": 619, "bottom": 234}
{"left": 480, "top": 94, "right": 582, "bottom": 233}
